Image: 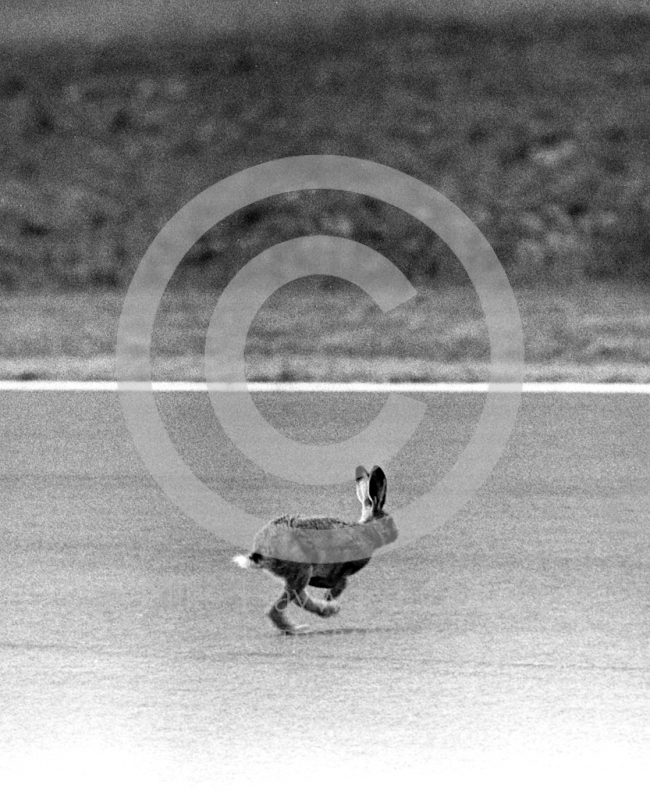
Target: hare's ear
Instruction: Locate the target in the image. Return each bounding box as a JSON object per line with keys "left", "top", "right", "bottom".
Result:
{"left": 369, "top": 465, "right": 387, "bottom": 511}
{"left": 356, "top": 465, "right": 370, "bottom": 505}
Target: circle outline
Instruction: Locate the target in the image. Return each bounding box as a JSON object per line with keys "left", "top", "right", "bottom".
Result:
{"left": 116, "top": 155, "right": 524, "bottom": 553}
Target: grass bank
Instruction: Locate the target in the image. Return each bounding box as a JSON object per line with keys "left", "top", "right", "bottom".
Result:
{"left": 0, "top": 12, "right": 649, "bottom": 290}
{"left": 2, "top": 284, "right": 650, "bottom": 382}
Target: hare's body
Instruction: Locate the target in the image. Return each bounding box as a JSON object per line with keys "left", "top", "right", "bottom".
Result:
{"left": 234, "top": 466, "right": 391, "bottom": 634}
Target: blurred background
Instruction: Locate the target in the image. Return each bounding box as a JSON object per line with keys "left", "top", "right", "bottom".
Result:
{"left": 1, "top": 0, "right": 650, "bottom": 380}
{"left": 4, "top": 0, "right": 650, "bottom": 42}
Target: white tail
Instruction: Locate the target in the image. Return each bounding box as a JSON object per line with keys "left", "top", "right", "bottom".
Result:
{"left": 233, "top": 554, "right": 256, "bottom": 569}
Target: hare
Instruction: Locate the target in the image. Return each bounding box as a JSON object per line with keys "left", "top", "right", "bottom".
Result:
{"left": 233, "top": 465, "right": 395, "bottom": 634}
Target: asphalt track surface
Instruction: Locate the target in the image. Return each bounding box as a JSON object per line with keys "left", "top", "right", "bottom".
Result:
{"left": 1, "top": 391, "right": 650, "bottom": 797}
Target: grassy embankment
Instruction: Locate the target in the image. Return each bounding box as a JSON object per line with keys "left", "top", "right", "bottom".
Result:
{"left": 1, "top": 12, "right": 650, "bottom": 380}
{"left": 2, "top": 285, "right": 650, "bottom": 381}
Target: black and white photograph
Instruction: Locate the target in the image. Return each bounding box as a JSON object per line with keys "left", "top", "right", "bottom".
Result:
{"left": 1, "top": 0, "right": 650, "bottom": 796}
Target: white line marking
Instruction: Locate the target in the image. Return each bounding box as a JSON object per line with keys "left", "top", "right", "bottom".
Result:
{"left": 2, "top": 381, "right": 650, "bottom": 393}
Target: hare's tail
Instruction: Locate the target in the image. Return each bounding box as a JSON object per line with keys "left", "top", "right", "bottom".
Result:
{"left": 233, "top": 552, "right": 264, "bottom": 569}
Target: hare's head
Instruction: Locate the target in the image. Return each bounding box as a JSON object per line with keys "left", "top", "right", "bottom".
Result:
{"left": 356, "top": 465, "right": 387, "bottom": 523}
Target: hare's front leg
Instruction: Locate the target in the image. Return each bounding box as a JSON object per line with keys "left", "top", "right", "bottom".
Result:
{"left": 324, "top": 575, "right": 348, "bottom": 602}
{"left": 293, "top": 587, "right": 340, "bottom": 618}
{"left": 290, "top": 566, "right": 340, "bottom": 618}
{"left": 268, "top": 564, "right": 339, "bottom": 634}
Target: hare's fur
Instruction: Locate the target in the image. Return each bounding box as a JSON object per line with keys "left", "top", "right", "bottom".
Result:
{"left": 234, "top": 465, "right": 388, "bottom": 634}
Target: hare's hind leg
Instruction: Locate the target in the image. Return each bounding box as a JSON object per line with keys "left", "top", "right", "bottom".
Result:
{"left": 267, "top": 563, "right": 314, "bottom": 634}
{"left": 268, "top": 586, "right": 300, "bottom": 634}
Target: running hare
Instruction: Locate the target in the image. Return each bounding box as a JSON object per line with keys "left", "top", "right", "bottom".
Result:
{"left": 233, "top": 465, "right": 397, "bottom": 634}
